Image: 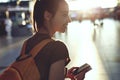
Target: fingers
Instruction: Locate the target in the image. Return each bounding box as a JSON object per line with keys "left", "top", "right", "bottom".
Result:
{"left": 66, "top": 67, "right": 86, "bottom": 80}
{"left": 65, "top": 67, "right": 79, "bottom": 79}
{"left": 74, "top": 72, "right": 86, "bottom": 80}
{"left": 67, "top": 67, "right": 79, "bottom": 73}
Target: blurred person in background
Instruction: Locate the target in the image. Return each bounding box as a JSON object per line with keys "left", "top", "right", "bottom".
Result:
{"left": 4, "top": 10, "right": 12, "bottom": 39}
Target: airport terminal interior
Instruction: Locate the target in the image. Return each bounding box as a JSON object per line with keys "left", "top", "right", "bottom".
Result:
{"left": 0, "top": 0, "right": 120, "bottom": 80}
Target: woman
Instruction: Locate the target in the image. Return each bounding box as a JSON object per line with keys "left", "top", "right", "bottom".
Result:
{"left": 25, "top": 0, "right": 86, "bottom": 80}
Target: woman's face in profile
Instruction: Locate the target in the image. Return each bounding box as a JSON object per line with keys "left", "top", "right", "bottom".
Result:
{"left": 50, "top": 1, "right": 71, "bottom": 33}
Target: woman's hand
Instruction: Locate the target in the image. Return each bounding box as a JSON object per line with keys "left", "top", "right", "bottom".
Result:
{"left": 66, "top": 67, "right": 78, "bottom": 80}
{"left": 74, "top": 70, "right": 86, "bottom": 80}
{"left": 65, "top": 67, "right": 86, "bottom": 80}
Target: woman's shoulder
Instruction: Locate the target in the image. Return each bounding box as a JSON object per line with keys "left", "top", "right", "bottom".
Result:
{"left": 48, "top": 40, "right": 67, "bottom": 49}
{"left": 47, "top": 39, "right": 69, "bottom": 56}
{"left": 47, "top": 40, "right": 70, "bottom": 65}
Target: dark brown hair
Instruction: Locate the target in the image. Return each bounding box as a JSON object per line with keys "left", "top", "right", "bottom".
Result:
{"left": 33, "top": 0, "right": 66, "bottom": 32}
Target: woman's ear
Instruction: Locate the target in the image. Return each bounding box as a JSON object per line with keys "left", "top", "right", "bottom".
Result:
{"left": 44, "top": 11, "right": 52, "bottom": 21}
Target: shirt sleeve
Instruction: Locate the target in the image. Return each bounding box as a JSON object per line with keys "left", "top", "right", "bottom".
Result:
{"left": 48, "top": 41, "right": 70, "bottom": 66}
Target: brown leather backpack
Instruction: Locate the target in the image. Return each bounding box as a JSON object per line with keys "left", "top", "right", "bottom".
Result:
{"left": 0, "top": 39, "right": 53, "bottom": 80}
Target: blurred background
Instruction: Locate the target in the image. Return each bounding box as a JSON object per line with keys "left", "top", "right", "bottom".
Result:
{"left": 0, "top": 0, "right": 120, "bottom": 80}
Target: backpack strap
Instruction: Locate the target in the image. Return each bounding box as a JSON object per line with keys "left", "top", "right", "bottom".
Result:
{"left": 16, "top": 41, "right": 28, "bottom": 61}
{"left": 20, "top": 40, "right": 27, "bottom": 55}
{"left": 30, "top": 39, "right": 53, "bottom": 57}
{"left": 16, "top": 39, "right": 53, "bottom": 61}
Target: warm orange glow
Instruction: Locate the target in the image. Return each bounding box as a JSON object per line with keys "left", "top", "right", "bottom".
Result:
{"left": 67, "top": 0, "right": 118, "bottom": 10}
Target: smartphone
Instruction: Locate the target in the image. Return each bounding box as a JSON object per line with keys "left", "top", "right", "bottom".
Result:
{"left": 73, "top": 63, "right": 92, "bottom": 75}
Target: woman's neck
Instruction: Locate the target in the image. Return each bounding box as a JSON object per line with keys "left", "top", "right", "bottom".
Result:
{"left": 38, "top": 27, "right": 54, "bottom": 37}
